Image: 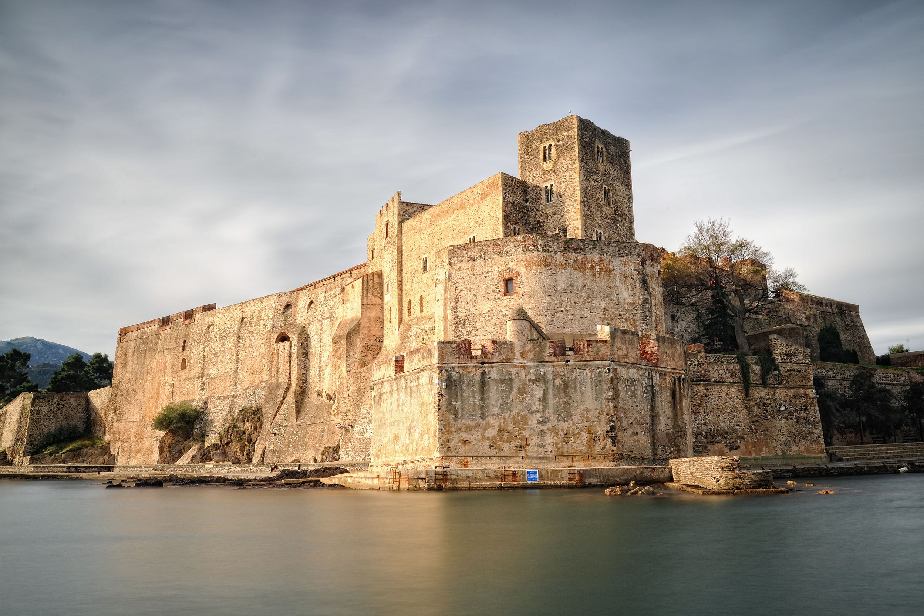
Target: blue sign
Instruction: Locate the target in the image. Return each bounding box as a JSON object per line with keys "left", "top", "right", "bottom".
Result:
{"left": 525, "top": 469, "right": 539, "bottom": 483}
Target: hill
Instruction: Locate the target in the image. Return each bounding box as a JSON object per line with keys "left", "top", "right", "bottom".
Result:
{"left": 0, "top": 337, "right": 92, "bottom": 388}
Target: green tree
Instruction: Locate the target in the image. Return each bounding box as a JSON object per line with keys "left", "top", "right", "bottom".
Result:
{"left": 845, "top": 370, "right": 898, "bottom": 443}
{"left": 889, "top": 343, "right": 910, "bottom": 354}
{"left": 662, "top": 218, "right": 806, "bottom": 353}
{"left": 0, "top": 349, "right": 38, "bottom": 404}
{"left": 47, "top": 354, "right": 95, "bottom": 392}
{"left": 903, "top": 382, "right": 924, "bottom": 442}
{"left": 86, "top": 353, "right": 114, "bottom": 388}
{"left": 814, "top": 376, "right": 842, "bottom": 446}
{"left": 152, "top": 402, "right": 203, "bottom": 439}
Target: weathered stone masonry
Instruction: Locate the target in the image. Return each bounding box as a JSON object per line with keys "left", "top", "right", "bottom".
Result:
{"left": 2, "top": 114, "right": 890, "bottom": 469}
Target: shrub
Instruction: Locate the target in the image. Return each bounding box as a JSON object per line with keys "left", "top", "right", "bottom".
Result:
{"left": 152, "top": 402, "right": 203, "bottom": 439}
{"left": 889, "top": 343, "right": 910, "bottom": 355}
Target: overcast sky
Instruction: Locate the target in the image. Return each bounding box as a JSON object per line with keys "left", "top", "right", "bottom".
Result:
{"left": 1, "top": 0, "right": 922, "bottom": 357}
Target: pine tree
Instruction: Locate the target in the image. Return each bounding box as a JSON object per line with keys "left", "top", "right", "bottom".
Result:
{"left": 0, "top": 349, "right": 38, "bottom": 403}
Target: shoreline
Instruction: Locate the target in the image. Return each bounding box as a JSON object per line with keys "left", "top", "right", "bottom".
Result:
{"left": 1, "top": 459, "right": 920, "bottom": 490}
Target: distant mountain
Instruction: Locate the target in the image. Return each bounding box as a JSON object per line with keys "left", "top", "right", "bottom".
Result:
{"left": 0, "top": 337, "right": 91, "bottom": 388}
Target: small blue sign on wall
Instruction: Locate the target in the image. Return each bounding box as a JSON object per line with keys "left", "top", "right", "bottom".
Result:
{"left": 525, "top": 469, "right": 539, "bottom": 483}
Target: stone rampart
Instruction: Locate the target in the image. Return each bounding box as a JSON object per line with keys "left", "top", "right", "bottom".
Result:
{"left": 687, "top": 336, "right": 826, "bottom": 458}
{"left": 0, "top": 392, "right": 100, "bottom": 464}
{"left": 107, "top": 264, "right": 381, "bottom": 466}
{"left": 768, "top": 290, "right": 876, "bottom": 365}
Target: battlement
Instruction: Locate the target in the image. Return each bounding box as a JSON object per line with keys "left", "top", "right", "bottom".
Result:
{"left": 433, "top": 328, "right": 685, "bottom": 370}
{"left": 118, "top": 303, "right": 216, "bottom": 338}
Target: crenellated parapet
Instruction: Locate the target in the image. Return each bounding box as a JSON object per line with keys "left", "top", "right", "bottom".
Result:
{"left": 118, "top": 303, "right": 216, "bottom": 338}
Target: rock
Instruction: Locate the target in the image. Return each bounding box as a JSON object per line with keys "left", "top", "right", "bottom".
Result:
{"left": 817, "top": 489, "right": 835, "bottom": 495}
{"left": 786, "top": 480, "right": 797, "bottom": 488}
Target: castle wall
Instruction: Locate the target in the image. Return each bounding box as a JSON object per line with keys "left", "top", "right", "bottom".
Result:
{"left": 443, "top": 236, "right": 665, "bottom": 345}
{"left": 768, "top": 290, "right": 875, "bottom": 364}
{"left": 687, "top": 337, "right": 826, "bottom": 458}
{"left": 0, "top": 392, "right": 95, "bottom": 463}
{"left": 107, "top": 265, "right": 382, "bottom": 465}
{"left": 369, "top": 330, "right": 691, "bottom": 469}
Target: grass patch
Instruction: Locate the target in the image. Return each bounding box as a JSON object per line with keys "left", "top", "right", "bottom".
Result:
{"left": 40, "top": 435, "right": 106, "bottom": 456}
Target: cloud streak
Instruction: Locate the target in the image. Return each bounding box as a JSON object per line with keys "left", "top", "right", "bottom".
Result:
{"left": 1, "top": 0, "right": 922, "bottom": 355}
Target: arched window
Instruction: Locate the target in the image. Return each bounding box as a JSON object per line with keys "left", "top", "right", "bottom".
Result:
{"left": 276, "top": 333, "right": 290, "bottom": 343}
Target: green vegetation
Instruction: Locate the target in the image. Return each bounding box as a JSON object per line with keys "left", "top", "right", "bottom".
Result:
{"left": 663, "top": 218, "right": 805, "bottom": 354}
{"left": 152, "top": 402, "right": 204, "bottom": 439}
{"left": 0, "top": 349, "right": 38, "bottom": 404}
{"left": 904, "top": 382, "right": 924, "bottom": 441}
{"left": 889, "top": 343, "right": 910, "bottom": 354}
{"left": 815, "top": 369, "right": 918, "bottom": 444}
{"left": 817, "top": 325, "right": 859, "bottom": 364}
{"left": 39, "top": 434, "right": 106, "bottom": 457}
{"left": 48, "top": 353, "right": 113, "bottom": 392}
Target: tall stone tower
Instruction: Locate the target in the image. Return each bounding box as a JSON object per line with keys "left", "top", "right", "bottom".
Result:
{"left": 517, "top": 115, "right": 635, "bottom": 242}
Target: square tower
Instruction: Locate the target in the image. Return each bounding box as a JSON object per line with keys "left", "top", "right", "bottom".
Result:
{"left": 517, "top": 116, "right": 634, "bottom": 242}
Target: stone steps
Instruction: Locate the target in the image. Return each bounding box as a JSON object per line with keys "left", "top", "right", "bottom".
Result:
{"left": 828, "top": 443, "right": 924, "bottom": 463}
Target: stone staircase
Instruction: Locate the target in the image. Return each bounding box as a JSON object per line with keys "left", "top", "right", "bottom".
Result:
{"left": 827, "top": 443, "right": 924, "bottom": 463}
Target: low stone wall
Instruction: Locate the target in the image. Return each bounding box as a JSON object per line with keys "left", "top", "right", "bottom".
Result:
{"left": 669, "top": 456, "right": 773, "bottom": 491}
{"left": 0, "top": 392, "right": 97, "bottom": 464}
{"left": 329, "top": 465, "right": 672, "bottom": 490}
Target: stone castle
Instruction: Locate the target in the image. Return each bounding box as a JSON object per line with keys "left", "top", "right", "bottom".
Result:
{"left": 3, "top": 115, "right": 894, "bottom": 474}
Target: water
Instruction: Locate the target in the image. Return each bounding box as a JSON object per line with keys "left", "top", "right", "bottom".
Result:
{"left": 1, "top": 476, "right": 922, "bottom": 616}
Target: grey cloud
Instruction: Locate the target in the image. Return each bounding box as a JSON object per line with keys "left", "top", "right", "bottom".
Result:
{"left": 1, "top": 0, "right": 922, "bottom": 355}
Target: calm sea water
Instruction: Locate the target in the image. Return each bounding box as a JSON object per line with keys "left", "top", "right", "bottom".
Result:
{"left": 1, "top": 475, "right": 922, "bottom": 616}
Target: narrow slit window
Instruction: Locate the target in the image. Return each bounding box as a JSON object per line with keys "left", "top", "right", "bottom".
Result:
{"left": 385, "top": 221, "right": 389, "bottom": 239}
{"left": 422, "top": 256, "right": 428, "bottom": 272}
{"left": 503, "top": 278, "right": 515, "bottom": 295}
{"left": 544, "top": 183, "right": 554, "bottom": 203}
{"left": 596, "top": 145, "right": 605, "bottom": 162}
{"left": 595, "top": 230, "right": 604, "bottom": 241}
{"left": 407, "top": 299, "right": 412, "bottom": 316}
{"left": 419, "top": 296, "right": 424, "bottom": 313}
{"left": 603, "top": 185, "right": 610, "bottom": 204}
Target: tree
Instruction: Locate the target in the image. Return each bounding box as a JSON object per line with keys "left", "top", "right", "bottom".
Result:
{"left": 662, "top": 218, "right": 806, "bottom": 353}
{"left": 47, "top": 354, "right": 95, "bottom": 392}
{"left": 889, "top": 343, "right": 910, "bottom": 355}
{"left": 845, "top": 370, "right": 898, "bottom": 443}
{"left": 86, "top": 353, "right": 114, "bottom": 389}
{"left": 903, "top": 382, "right": 924, "bottom": 442}
{"left": 0, "top": 349, "right": 38, "bottom": 404}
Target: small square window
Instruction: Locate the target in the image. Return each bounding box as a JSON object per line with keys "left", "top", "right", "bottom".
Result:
{"left": 503, "top": 278, "right": 515, "bottom": 295}
{"left": 469, "top": 236, "right": 476, "bottom": 243}
{"left": 595, "top": 230, "right": 604, "bottom": 241}
{"left": 511, "top": 225, "right": 520, "bottom": 236}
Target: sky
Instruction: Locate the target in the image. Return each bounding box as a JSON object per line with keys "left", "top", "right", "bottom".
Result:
{"left": 1, "top": 0, "right": 922, "bottom": 357}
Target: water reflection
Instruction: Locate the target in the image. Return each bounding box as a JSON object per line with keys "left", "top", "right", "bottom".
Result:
{"left": 1, "top": 477, "right": 922, "bottom": 616}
